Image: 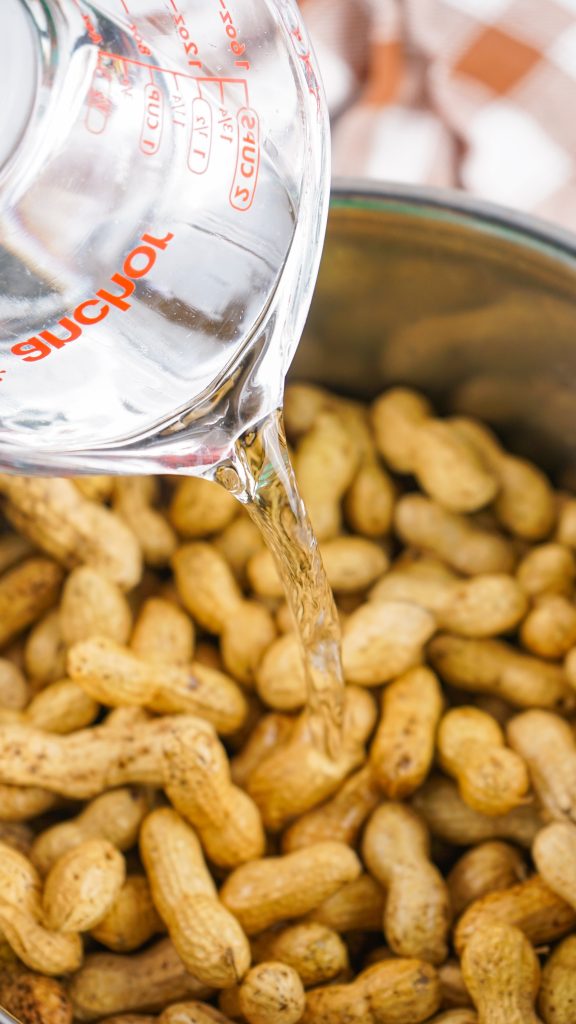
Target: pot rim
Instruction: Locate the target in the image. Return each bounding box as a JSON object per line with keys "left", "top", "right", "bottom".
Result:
{"left": 330, "top": 177, "right": 576, "bottom": 267}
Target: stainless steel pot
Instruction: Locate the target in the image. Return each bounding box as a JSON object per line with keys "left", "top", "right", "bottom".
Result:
{"left": 292, "top": 182, "right": 576, "bottom": 474}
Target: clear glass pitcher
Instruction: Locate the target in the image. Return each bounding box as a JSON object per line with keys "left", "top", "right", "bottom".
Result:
{"left": 0, "top": 0, "right": 330, "bottom": 476}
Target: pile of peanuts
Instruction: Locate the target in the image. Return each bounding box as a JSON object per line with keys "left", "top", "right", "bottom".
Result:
{"left": 1, "top": 384, "right": 576, "bottom": 1024}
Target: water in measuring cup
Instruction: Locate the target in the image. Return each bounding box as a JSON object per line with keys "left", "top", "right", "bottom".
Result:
{"left": 0, "top": 0, "right": 344, "bottom": 747}
{"left": 0, "top": 0, "right": 324, "bottom": 470}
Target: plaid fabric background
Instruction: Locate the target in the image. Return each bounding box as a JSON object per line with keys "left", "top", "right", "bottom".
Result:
{"left": 300, "top": 0, "right": 576, "bottom": 228}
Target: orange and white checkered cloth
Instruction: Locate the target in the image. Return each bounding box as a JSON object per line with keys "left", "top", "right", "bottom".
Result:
{"left": 300, "top": 0, "right": 576, "bottom": 228}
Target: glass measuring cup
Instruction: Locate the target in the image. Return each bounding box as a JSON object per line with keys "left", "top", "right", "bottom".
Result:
{"left": 0, "top": 0, "right": 330, "bottom": 476}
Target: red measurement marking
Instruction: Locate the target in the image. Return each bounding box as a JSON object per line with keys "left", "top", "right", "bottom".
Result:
{"left": 0, "top": 371, "right": 6, "bottom": 383}
{"left": 140, "top": 83, "right": 164, "bottom": 155}
{"left": 282, "top": 6, "right": 321, "bottom": 110}
{"left": 11, "top": 233, "right": 175, "bottom": 365}
{"left": 118, "top": 0, "right": 151, "bottom": 54}
{"left": 188, "top": 98, "right": 212, "bottom": 173}
{"left": 100, "top": 53, "right": 249, "bottom": 102}
{"left": 166, "top": 0, "right": 202, "bottom": 68}
{"left": 170, "top": 89, "right": 187, "bottom": 129}
{"left": 72, "top": 0, "right": 103, "bottom": 44}
{"left": 230, "top": 107, "right": 259, "bottom": 212}
{"left": 85, "top": 63, "right": 113, "bottom": 135}
{"left": 217, "top": 0, "right": 249, "bottom": 68}
{"left": 161, "top": 448, "right": 224, "bottom": 470}
{"left": 218, "top": 106, "right": 234, "bottom": 144}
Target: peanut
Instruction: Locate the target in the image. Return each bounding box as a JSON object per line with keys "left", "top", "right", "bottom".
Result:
{"left": 170, "top": 477, "right": 237, "bottom": 538}
{"left": 557, "top": 495, "right": 576, "bottom": 545}
{"left": 251, "top": 924, "right": 349, "bottom": 987}
{"left": 230, "top": 713, "right": 294, "bottom": 789}
{"left": 429, "top": 636, "right": 573, "bottom": 711}
{"left": 412, "top": 776, "right": 542, "bottom": 848}
{"left": 0, "top": 658, "right": 29, "bottom": 710}
{"left": 437, "top": 707, "right": 529, "bottom": 815}
{"left": 283, "top": 383, "right": 333, "bottom": 439}
{"left": 68, "top": 938, "right": 212, "bottom": 1020}
{"left": 371, "top": 572, "right": 527, "bottom": 638}
{"left": 0, "top": 785, "right": 58, "bottom": 823}
{"left": 140, "top": 808, "right": 251, "bottom": 987}
{"left": 392, "top": 552, "right": 459, "bottom": 582}
{"left": 246, "top": 688, "right": 376, "bottom": 830}
{"left": 0, "top": 677, "right": 99, "bottom": 734}
{"left": 0, "top": 841, "right": 82, "bottom": 973}
{"left": 220, "top": 602, "right": 277, "bottom": 688}
{"left": 172, "top": 543, "right": 276, "bottom": 686}
{"left": 461, "top": 921, "right": 541, "bottom": 1024}
{"left": 0, "top": 970, "right": 73, "bottom": 1024}
{"left": 521, "top": 595, "right": 576, "bottom": 659}
{"left": 194, "top": 641, "right": 224, "bottom": 672}
{"left": 342, "top": 601, "right": 436, "bottom": 686}
{"left": 344, "top": 459, "right": 396, "bottom": 539}
{"left": 60, "top": 566, "right": 132, "bottom": 648}
{"left": 562, "top": 643, "right": 576, "bottom": 691}
{"left": 217, "top": 987, "right": 242, "bottom": 1019}
{"left": 113, "top": 478, "right": 177, "bottom": 567}
{"left": 394, "top": 496, "right": 515, "bottom": 576}
{"left": 370, "top": 667, "right": 443, "bottom": 798}
{"left": 0, "top": 532, "right": 34, "bottom": 573}
{"left": 447, "top": 842, "right": 528, "bottom": 918}
{"left": 220, "top": 841, "right": 361, "bottom": 935}
{"left": 294, "top": 410, "right": 359, "bottom": 540}
{"left": 68, "top": 636, "right": 247, "bottom": 734}
{"left": 235, "top": 962, "right": 305, "bottom": 1024}
{"left": 372, "top": 388, "right": 497, "bottom": 513}
{"left": 454, "top": 875, "right": 576, "bottom": 954}
{"left": 31, "top": 786, "right": 149, "bottom": 875}
{"left": 0, "top": 557, "right": 63, "bottom": 649}
{"left": 248, "top": 538, "right": 388, "bottom": 599}
{"left": 6, "top": 384, "right": 576, "bottom": 1022}
{"left": 24, "top": 610, "right": 67, "bottom": 687}
{"left": 256, "top": 634, "right": 307, "bottom": 711}
{"left": 43, "top": 838, "right": 125, "bottom": 932}
{"left": 160, "top": 1003, "right": 233, "bottom": 1024}
{"left": 507, "top": 710, "right": 576, "bottom": 822}
{"left": 91, "top": 874, "right": 164, "bottom": 952}
{"left": 516, "top": 543, "right": 576, "bottom": 598}
{"left": 533, "top": 822, "right": 576, "bottom": 911}
{"left": 0, "top": 715, "right": 212, "bottom": 798}
{"left": 362, "top": 803, "right": 450, "bottom": 964}
{"left": 452, "top": 417, "right": 556, "bottom": 539}
{"left": 244, "top": 549, "right": 290, "bottom": 601}
{"left": 213, "top": 516, "right": 264, "bottom": 585}
{"left": 409, "top": 420, "right": 498, "bottom": 513}
{"left": 171, "top": 542, "right": 243, "bottom": 633}
{"left": 0, "top": 476, "right": 142, "bottom": 589}
{"left": 162, "top": 724, "right": 265, "bottom": 868}
{"left": 302, "top": 958, "right": 441, "bottom": 1024}
{"left": 425, "top": 1014, "right": 478, "bottom": 1024}
{"left": 72, "top": 475, "right": 114, "bottom": 502}
{"left": 538, "top": 934, "right": 576, "bottom": 1024}
{"left": 130, "top": 597, "right": 195, "bottom": 666}
{"left": 102, "top": 706, "right": 152, "bottom": 729}
{"left": 307, "top": 874, "right": 386, "bottom": 933}
{"left": 282, "top": 765, "right": 381, "bottom": 852}
{"left": 222, "top": 698, "right": 266, "bottom": 762}
{"left": 437, "top": 960, "right": 473, "bottom": 1011}
{"left": 0, "top": 822, "right": 33, "bottom": 857}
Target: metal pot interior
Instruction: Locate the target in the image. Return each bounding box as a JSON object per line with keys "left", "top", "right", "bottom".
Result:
{"left": 293, "top": 184, "right": 576, "bottom": 475}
